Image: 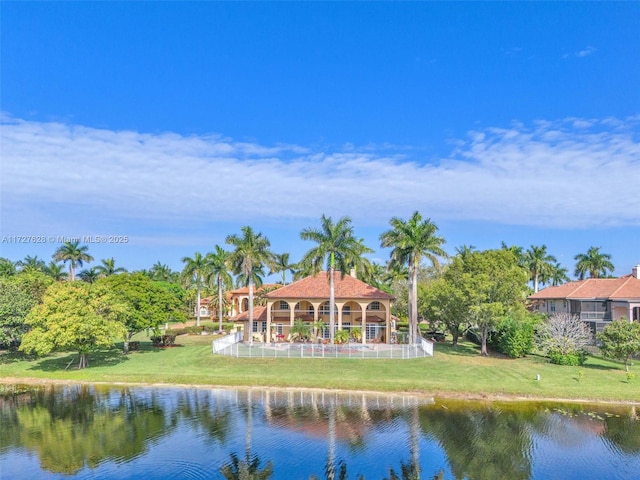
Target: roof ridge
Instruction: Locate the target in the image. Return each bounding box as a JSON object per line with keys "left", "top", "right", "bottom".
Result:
{"left": 609, "top": 275, "right": 633, "bottom": 298}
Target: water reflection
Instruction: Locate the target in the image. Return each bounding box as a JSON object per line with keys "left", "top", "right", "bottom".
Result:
{"left": 1, "top": 385, "right": 639, "bottom": 479}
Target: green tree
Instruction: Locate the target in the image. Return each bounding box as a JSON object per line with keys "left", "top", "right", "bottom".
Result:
{"left": 420, "top": 277, "right": 468, "bottom": 347}
{"left": 206, "top": 246, "right": 234, "bottom": 332}
{"left": 95, "top": 257, "right": 127, "bottom": 277}
{"left": 0, "top": 278, "right": 36, "bottom": 347}
{"left": 300, "top": 215, "right": 372, "bottom": 344}
{"left": 97, "top": 273, "right": 185, "bottom": 353}
{"left": 380, "top": 211, "right": 447, "bottom": 345}
{"left": 226, "top": 226, "right": 274, "bottom": 333}
{"left": 19, "top": 282, "right": 127, "bottom": 369}
{"left": 0, "top": 257, "right": 17, "bottom": 277}
{"left": 181, "top": 252, "right": 210, "bottom": 327}
{"left": 524, "top": 245, "right": 557, "bottom": 293}
{"left": 574, "top": 246, "right": 614, "bottom": 280}
{"left": 597, "top": 318, "right": 640, "bottom": 372}
{"left": 451, "top": 250, "right": 529, "bottom": 356}
{"left": 52, "top": 241, "right": 94, "bottom": 281}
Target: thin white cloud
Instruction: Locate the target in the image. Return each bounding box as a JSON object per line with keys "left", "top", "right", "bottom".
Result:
{"left": 562, "top": 46, "right": 597, "bottom": 59}
{"left": 1, "top": 115, "right": 639, "bottom": 236}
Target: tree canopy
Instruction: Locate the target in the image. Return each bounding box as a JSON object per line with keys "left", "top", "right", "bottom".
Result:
{"left": 19, "top": 282, "right": 127, "bottom": 368}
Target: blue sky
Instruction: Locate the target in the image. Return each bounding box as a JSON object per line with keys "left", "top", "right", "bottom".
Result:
{"left": 1, "top": 2, "right": 639, "bottom": 279}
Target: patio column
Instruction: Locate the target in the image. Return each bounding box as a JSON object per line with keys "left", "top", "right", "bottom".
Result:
{"left": 385, "top": 300, "right": 391, "bottom": 344}
{"left": 289, "top": 301, "right": 295, "bottom": 327}
{"left": 359, "top": 302, "right": 367, "bottom": 345}
{"left": 266, "top": 300, "right": 272, "bottom": 343}
{"left": 337, "top": 303, "right": 343, "bottom": 330}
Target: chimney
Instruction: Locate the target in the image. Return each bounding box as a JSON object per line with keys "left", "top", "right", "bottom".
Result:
{"left": 350, "top": 267, "right": 357, "bottom": 279}
{"left": 633, "top": 265, "right": 640, "bottom": 279}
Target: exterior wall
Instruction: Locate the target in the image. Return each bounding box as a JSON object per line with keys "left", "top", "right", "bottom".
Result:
{"left": 264, "top": 297, "right": 394, "bottom": 344}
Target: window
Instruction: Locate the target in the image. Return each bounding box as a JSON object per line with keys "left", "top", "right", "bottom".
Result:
{"left": 320, "top": 304, "right": 335, "bottom": 315}
{"left": 252, "top": 322, "right": 259, "bottom": 333}
{"left": 550, "top": 301, "right": 556, "bottom": 312}
{"left": 253, "top": 322, "right": 266, "bottom": 333}
{"left": 276, "top": 323, "right": 284, "bottom": 335}
{"left": 366, "top": 324, "right": 377, "bottom": 340}
{"left": 343, "top": 305, "right": 351, "bottom": 315}
{"left": 368, "top": 301, "right": 381, "bottom": 311}
{"left": 278, "top": 301, "right": 290, "bottom": 310}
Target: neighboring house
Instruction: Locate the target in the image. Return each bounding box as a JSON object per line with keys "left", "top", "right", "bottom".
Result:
{"left": 194, "top": 297, "right": 212, "bottom": 318}
{"left": 231, "top": 271, "right": 396, "bottom": 344}
{"left": 529, "top": 265, "right": 640, "bottom": 333}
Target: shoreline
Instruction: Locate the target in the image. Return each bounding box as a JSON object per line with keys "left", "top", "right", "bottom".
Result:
{"left": 2, "top": 376, "right": 639, "bottom": 406}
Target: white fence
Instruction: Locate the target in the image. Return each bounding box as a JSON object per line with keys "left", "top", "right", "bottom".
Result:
{"left": 212, "top": 331, "right": 243, "bottom": 354}
{"left": 212, "top": 339, "right": 434, "bottom": 359}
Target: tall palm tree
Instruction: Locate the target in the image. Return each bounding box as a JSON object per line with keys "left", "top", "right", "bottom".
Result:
{"left": 43, "top": 261, "right": 68, "bottom": 281}
{"left": 181, "top": 252, "right": 210, "bottom": 327}
{"left": 270, "top": 252, "right": 295, "bottom": 285}
{"left": 226, "top": 226, "right": 274, "bottom": 334}
{"left": 95, "top": 257, "right": 127, "bottom": 277}
{"left": 52, "top": 241, "right": 93, "bottom": 281}
{"left": 574, "top": 246, "right": 615, "bottom": 280}
{"left": 206, "top": 245, "right": 234, "bottom": 332}
{"left": 299, "top": 215, "right": 373, "bottom": 344}
{"left": 380, "top": 211, "right": 447, "bottom": 345}
{"left": 549, "top": 262, "right": 570, "bottom": 286}
{"left": 16, "top": 255, "right": 46, "bottom": 272}
{"left": 524, "top": 245, "right": 557, "bottom": 293}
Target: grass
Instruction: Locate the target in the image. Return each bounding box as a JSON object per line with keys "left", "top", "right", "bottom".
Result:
{"left": 1, "top": 334, "right": 639, "bottom": 403}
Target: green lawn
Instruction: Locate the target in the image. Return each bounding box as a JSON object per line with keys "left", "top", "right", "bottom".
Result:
{"left": 1, "top": 334, "right": 638, "bottom": 403}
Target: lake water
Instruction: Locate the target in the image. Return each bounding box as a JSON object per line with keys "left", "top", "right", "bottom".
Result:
{"left": 1, "top": 384, "right": 639, "bottom": 479}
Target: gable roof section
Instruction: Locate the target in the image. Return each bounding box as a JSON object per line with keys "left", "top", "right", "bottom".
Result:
{"left": 529, "top": 275, "right": 640, "bottom": 301}
{"left": 231, "top": 305, "right": 268, "bottom": 322}
{"left": 265, "top": 271, "right": 394, "bottom": 301}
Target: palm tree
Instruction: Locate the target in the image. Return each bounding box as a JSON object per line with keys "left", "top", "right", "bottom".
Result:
{"left": 16, "top": 255, "right": 46, "bottom": 272}
{"left": 148, "top": 261, "right": 175, "bottom": 282}
{"left": 549, "top": 262, "right": 570, "bottom": 286}
{"left": 574, "top": 246, "right": 615, "bottom": 280}
{"left": 78, "top": 267, "right": 100, "bottom": 283}
{"left": 43, "top": 261, "right": 68, "bottom": 281}
{"left": 95, "top": 257, "right": 127, "bottom": 277}
{"left": 206, "top": 246, "right": 234, "bottom": 332}
{"left": 52, "top": 241, "right": 93, "bottom": 281}
{"left": 299, "top": 215, "right": 373, "bottom": 344}
{"left": 380, "top": 211, "right": 446, "bottom": 345}
{"left": 270, "top": 253, "right": 295, "bottom": 285}
{"left": 226, "top": 226, "right": 274, "bottom": 334}
{"left": 524, "top": 245, "right": 557, "bottom": 293}
{"left": 181, "top": 252, "right": 211, "bottom": 327}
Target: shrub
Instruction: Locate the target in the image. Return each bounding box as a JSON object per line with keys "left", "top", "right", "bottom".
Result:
{"left": 150, "top": 334, "right": 177, "bottom": 347}
{"left": 492, "top": 312, "right": 540, "bottom": 358}
{"left": 167, "top": 327, "right": 188, "bottom": 336}
{"left": 186, "top": 326, "right": 204, "bottom": 335}
{"left": 548, "top": 349, "right": 586, "bottom": 366}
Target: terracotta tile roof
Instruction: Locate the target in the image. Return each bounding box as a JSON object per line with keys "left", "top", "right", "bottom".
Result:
{"left": 529, "top": 275, "right": 640, "bottom": 300}
{"left": 264, "top": 271, "right": 394, "bottom": 301}
{"left": 230, "top": 305, "right": 268, "bottom": 322}
{"left": 229, "top": 284, "right": 281, "bottom": 295}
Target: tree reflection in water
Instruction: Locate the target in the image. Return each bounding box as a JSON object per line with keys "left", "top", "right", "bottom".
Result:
{"left": 0, "top": 385, "right": 171, "bottom": 475}
{"left": 2, "top": 386, "right": 640, "bottom": 479}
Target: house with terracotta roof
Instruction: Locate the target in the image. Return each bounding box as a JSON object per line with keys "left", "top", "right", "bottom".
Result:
{"left": 228, "top": 284, "right": 281, "bottom": 317}
{"left": 529, "top": 265, "right": 640, "bottom": 333}
{"left": 231, "top": 271, "right": 396, "bottom": 344}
